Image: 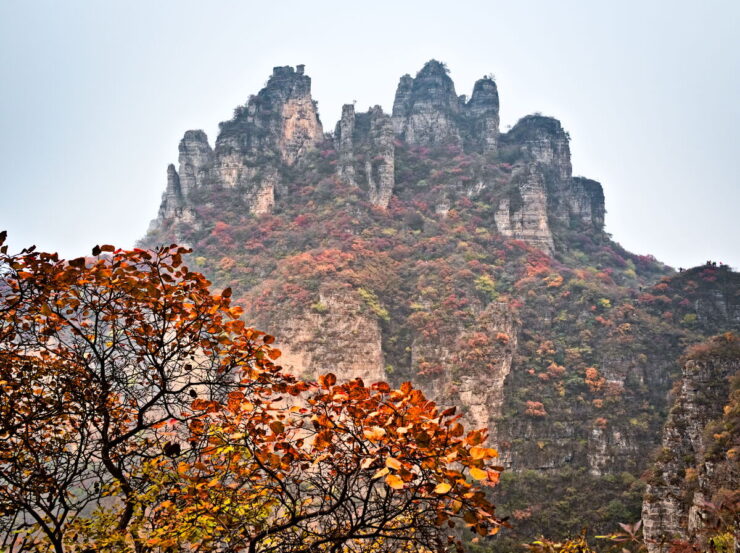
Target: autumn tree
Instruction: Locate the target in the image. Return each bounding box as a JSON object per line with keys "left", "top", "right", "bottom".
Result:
{"left": 0, "top": 234, "right": 504, "bottom": 553}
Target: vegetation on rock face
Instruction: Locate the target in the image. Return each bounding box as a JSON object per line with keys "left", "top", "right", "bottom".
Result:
{"left": 0, "top": 235, "right": 504, "bottom": 553}
{"left": 641, "top": 332, "right": 739, "bottom": 553}
{"left": 142, "top": 135, "right": 740, "bottom": 548}
{"left": 138, "top": 61, "right": 740, "bottom": 549}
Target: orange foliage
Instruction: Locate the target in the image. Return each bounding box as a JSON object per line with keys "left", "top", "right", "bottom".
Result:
{"left": 0, "top": 235, "right": 504, "bottom": 553}
{"left": 525, "top": 401, "right": 548, "bottom": 418}
{"left": 585, "top": 367, "right": 606, "bottom": 393}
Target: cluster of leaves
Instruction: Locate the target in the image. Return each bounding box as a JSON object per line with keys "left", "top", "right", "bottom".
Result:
{"left": 526, "top": 516, "right": 738, "bottom": 553}
{"left": 0, "top": 236, "right": 505, "bottom": 553}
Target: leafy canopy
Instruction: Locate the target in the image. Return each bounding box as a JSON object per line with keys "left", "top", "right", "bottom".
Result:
{"left": 0, "top": 233, "right": 504, "bottom": 553}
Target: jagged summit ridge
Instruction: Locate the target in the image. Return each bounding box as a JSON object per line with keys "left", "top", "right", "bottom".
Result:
{"left": 150, "top": 61, "right": 605, "bottom": 255}
{"left": 391, "top": 59, "right": 500, "bottom": 152}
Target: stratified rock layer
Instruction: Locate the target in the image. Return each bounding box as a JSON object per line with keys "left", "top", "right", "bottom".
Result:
{"left": 494, "top": 163, "right": 556, "bottom": 254}
{"left": 642, "top": 334, "right": 740, "bottom": 552}
{"left": 255, "top": 283, "right": 386, "bottom": 385}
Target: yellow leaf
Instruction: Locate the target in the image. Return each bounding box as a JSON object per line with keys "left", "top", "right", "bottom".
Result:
{"left": 372, "top": 467, "right": 389, "bottom": 479}
{"left": 385, "top": 474, "right": 404, "bottom": 489}
{"left": 385, "top": 457, "right": 402, "bottom": 470}
{"left": 469, "top": 467, "right": 487, "bottom": 480}
{"left": 434, "top": 482, "right": 452, "bottom": 494}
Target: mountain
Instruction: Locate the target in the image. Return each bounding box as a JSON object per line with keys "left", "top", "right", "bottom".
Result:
{"left": 141, "top": 61, "right": 740, "bottom": 548}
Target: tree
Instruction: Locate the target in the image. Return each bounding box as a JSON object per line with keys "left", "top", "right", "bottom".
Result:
{"left": 0, "top": 234, "right": 504, "bottom": 552}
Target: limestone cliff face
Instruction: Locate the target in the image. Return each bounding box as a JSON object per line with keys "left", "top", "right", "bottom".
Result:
{"left": 391, "top": 60, "right": 500, "bottom": 153}
{"left": 494, "top": 163, "right": 555, "bottom": 254}
{"left": 411, "top": 302, "right": 518, "bottom": 439}
{"left": 336, "top": 104, "right": 357, "bottom": 187}
{"left": 570, "top": 177, "right": 606, "bottom": 230}
{"left": 466, "top": 77, "right": 500, "bottom": 153}
{"left": 257, "top": 283, "right": 386, "bottom": 385}
{"left": 501, "top": 115, "right": 605, "bottom": 234}
{"left": 158, "top": 164, "right": 184, "bottom": 221}
{"left": 335, "top": 104, "right": 395, "bottom": 208}
{"left": 150, "top": 65, "right": 323, "bottom": 229}
{"left": 642, "top": 334, "right": 740, "bottom": 552}
{"left": 216, "top": 65, "right": 323, "bottom": 167}
{"left": 178, "top": 130, "right": 214, "bottom": 197}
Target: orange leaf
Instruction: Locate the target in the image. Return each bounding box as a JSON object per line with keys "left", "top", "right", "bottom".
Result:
{"left": 363, "top": 426, "right": 386, "bottom": 441}
{"left": 318, "top": 373, "right": 337, "bottom": 389}
{"left": 385, "top": 474, "right": 404, "bottom": 489}
{"left": 385, "top": 457, "right": 402, "bottom": 470}
{"left": 470, "top": 467, "right": 487, "bottom": 480}
{"left": 470, "top": 446, "right": 487, "bottom": 460}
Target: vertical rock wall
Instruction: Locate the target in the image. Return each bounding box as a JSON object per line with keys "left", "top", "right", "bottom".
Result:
{"left": 494, "top": 163, "right": 556, "bottom": 255}
{"left": 336, "top": 104, "right": 357, "bottom": 186}
{"left": 265, "top": 283, "right": 387, "bottom": 384}
{"left": 500, "top": 115, "right": 605, "bottom": 238}
{"left": 411, "top": 302, "right": 518, "bottom": 439}
{"left": 642, "top": 336, "right": 740, "bottom": 551}
{"left": 335, "top": 104, "right": 395, "bottom": 208}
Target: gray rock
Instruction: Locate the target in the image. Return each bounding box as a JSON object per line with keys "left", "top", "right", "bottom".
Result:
{"left": 391, "top": 60, "right": 463, "bottom": 148}
{"left": 151, "top": 65, "right": 323, "bottom": 231}
{"left": 467, "top": 77, "right": 500, "bottom": 153}
{"left": 178, "top": 130, "right": 213, "bottom": 198}
{"left": 494, "top": 163, "right": 555, "bottom": 254}
{"left": 335, "top": 104, "right": 395, "bottom": 208}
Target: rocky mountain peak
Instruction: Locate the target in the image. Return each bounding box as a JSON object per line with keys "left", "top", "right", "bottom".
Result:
{"left": 178, "top": 130, "right": 213, "bottom": 197}
{"left": 469, "top": 76, "right": 499, "bottom": 111}
{"left": 409, "top": 59, "right": 460, "bottom": 111}
{"left": 391, "top": 60, "right": 462, "bottom": 147}
{"left": 390, "top": 60, "right": 503, "bottom": 154}
{"left": 216, "top": 64, "right": 323, "bottom": 166}
{"left": 503, "top": 115, "right": 572, "bottom": 181}
{"left": 151, "top": 61, "right": 602, "bottom": 249}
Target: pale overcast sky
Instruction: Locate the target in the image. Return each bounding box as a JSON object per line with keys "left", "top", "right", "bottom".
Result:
{"left": 1, "top": 0, "right": 738, "bottom": 269}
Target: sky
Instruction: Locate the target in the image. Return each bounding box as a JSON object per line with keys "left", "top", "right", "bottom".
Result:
{"left": 0, "top": 0, "right": 738, "bottom": 269}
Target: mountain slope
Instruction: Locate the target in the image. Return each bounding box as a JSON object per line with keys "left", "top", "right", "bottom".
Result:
{"left": 141, "top": 61, "right": 740, "bottom": 547}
